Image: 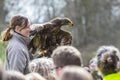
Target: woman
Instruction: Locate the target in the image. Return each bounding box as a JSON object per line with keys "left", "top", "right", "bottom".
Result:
{"left": 96, "top": 45, "right": 120, "bottom": 80}
{"left": 1, "top": 15, "right": 31, "bottom": 74}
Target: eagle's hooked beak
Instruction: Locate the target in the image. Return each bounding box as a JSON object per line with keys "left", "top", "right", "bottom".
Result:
{"left": 68, "top": 22, "right": 74, "bottom": 27}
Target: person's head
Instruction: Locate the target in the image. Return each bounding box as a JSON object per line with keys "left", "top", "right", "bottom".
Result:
{"left": 89, "top": 57, "right": 97, "bottom": 73}
{"left": 5, "top": 70, "right": 26, "bottom": 80}
{"left": 88, "top": 57, "right": 102, "bottom": 80}
{"left": 59, "top": 66, "right": 93, "bottom": 80}
{"left": 26, "top": 72, "right": 46, "bottom": 80}
{"left": 96, "top": 45, "right": 120, "bottom": 76}
{"left": 28, "top": 57, "right": 55, "bottom": 80}
{"left": 51, "top": 46, "right": 82, "bottom": 76}
{"left": 1, "top": 14, "right": 30, "bottom": 41}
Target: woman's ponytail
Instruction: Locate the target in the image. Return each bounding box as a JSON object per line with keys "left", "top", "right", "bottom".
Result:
{"left": 1, "top": 27, "right": 12, "bottom": 42}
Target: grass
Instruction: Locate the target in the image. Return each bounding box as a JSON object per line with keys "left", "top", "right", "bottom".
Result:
{"left": 0, "top": 41, "right": 7, "bottom": 62}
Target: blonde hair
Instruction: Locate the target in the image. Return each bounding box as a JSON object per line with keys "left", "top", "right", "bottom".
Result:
{"left": 28, "top": 57, "right": 55, "bottom": 80}
{"left": 1, "top": 15, "right": 29, "bottom": 42}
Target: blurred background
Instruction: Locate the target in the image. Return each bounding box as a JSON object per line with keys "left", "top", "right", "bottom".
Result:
{"left": 1, "top": 0, "right": 120, "bottom": 66}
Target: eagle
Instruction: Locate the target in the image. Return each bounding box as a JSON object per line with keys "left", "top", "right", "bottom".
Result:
{"left": 28, "top": 17, "right": 73, "bottom": 57}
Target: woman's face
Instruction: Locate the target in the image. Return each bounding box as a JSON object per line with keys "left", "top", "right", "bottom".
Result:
{"left": 20, "top": 23, "right": 30, "bottom": 37}
{"left": 15, "top": 22, "right": 30, "bottom": 37}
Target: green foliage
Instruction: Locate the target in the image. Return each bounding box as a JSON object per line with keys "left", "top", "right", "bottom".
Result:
{"left": 0, "top": 41, "right": 7, "bottom": 62}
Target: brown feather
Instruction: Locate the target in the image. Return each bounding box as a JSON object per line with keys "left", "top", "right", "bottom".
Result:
{"left": 28, "top": 17, "right": 73, "bottom": 57}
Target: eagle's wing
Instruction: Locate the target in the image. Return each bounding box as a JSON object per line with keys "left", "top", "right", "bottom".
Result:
{"left": 38, "top": 30, "right": 72, "bottom": 57}
{"left": 39, "top": 18, "right": 73, "bottom": 57}
{"left": 28, "top": 23, "right": 54, "bottom": 55}
{"left": 57, "top": 30, "right": 72, "bottom": 45}
{"left": 29, "top": 24, "right": 44, "bottom": 37}
{"left": 28, "top": 33, "right": 41, "bottom": 54}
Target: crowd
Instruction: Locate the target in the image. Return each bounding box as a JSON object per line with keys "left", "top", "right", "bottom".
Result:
{"left": 0, "top": 15, "right": 120, "bottom": 80}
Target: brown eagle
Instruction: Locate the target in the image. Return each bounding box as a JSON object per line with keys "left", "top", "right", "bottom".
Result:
{"left": 28, "top": 17, "right": 73, "bottom": 57}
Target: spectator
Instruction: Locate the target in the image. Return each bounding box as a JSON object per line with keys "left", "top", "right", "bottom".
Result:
{"left": 51, "top": 46, "right": 82, "bottom": 76}
{"left": 88, "top": 57, "right": 102, "bottom": 80}
{"left": 59, "top": 66, "right": 93, "bottom": 80}
{"left": 96, "top": 45, "right": 120, "bottom": 80}
{"left": 28, "top": 57, "right": 55, "bottom": 80}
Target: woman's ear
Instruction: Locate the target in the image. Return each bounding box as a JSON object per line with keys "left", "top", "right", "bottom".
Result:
{"left": 15, "top": 26, "right": 21, "bottom": 32}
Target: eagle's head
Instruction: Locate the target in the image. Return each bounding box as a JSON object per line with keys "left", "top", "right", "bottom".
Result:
{"left": 60, "top": 18, "right": 73, "bottom": 26}
{"left": 51, "top": 17, "right": 73, "bottom": 27}
{"left": 50, "top": 17, "right": 73, "bottom": 33}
